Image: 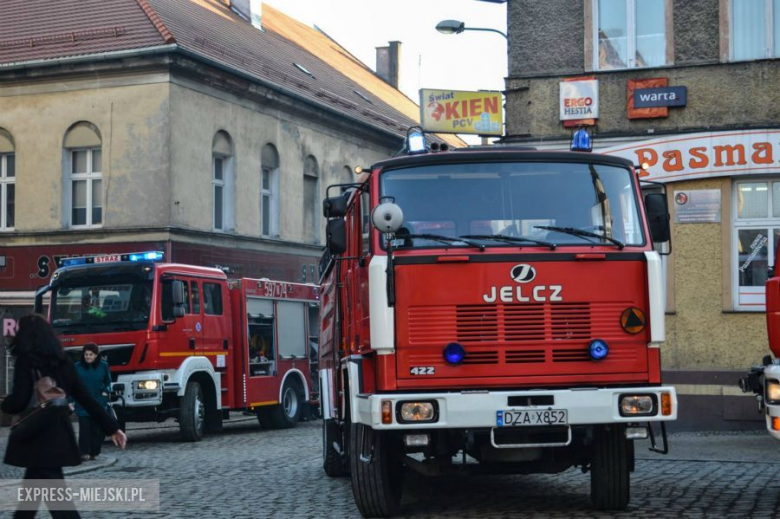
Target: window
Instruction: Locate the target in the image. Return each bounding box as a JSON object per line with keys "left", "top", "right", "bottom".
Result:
{"left": 63, "top": 122, "right": 102, "bottom": 227}
{"left": 203, "top": 282, "right": 223, "bottom": 315}
{"left": 247, "top": 298, "right": 275, "bottom": 377}
{"left": 303, "top": 155, "right": 320, "bottom": 243}
{"left": 733, "top": 180, "right": 780, "bottom": 310}
{"left": 380, "top": 162, "right": 645, "bottom": 249}
{"left": 593, "top": 0, "right": 667, "bottom": 70}
{"left": 261, "top": 144, "right": 280, "bottom": 237}
{"left": 0, "top": 128, "right": 15, "bottom": 230}
{"left": 212, "top": 131, "right": 235, "bottom": 232}
{"left": 731, "top": 0, "right": 780, "bottom": 60}
{"left": 191, "top": 281, "right": 200, "bottom": 314}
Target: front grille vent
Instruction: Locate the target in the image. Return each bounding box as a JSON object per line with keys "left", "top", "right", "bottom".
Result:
{"left": 456, "top": 305, "right": 498, "bottom": 342}
{"left": 505, "top": 349, "right": 545, "bottom": 364}
{"left": 462, "top": 351, "right": 499, "bottom": 365}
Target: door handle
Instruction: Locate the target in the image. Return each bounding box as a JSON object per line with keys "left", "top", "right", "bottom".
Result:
{"left": 189, "top": 338, "right": 196, "bottom": 350}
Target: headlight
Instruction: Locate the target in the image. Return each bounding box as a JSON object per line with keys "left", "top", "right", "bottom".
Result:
{"left": 619, "top": 395, "right": 656, "bottom": 416}
{"left": 136, "top": 380, "right": 160, "bottom": 391}
{"left": 767, "top": 381, "right": 780, "bottom": 403}
{"left": 399, "top": 402, "right": 437, "bottom": 423}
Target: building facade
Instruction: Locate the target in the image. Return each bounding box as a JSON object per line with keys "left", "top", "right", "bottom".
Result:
{"left": 503, "top": 0, "right": 780, "bottom": 429}
{"left": 0, "top": 0, "right": 461, "bottom": 396}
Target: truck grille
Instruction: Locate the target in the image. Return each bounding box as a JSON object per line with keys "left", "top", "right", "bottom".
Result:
{"left": 406, "top": 302, "right": 634, "bottom": 366}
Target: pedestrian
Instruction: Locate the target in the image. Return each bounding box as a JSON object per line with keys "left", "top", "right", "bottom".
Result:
{"left": 73, "top": 343, "right": 113, "bottom": 461}
{"left": 0, "top": 314, "right": 127, "bottom": 518}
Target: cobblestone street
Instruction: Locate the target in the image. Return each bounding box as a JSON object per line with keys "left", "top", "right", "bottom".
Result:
{"left": 3, "top": 418, "right": 780, "bottom": 518}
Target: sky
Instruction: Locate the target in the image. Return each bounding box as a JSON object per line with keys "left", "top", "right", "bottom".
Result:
{"left": 263, "top": 0, "right": 508, "bottom": 143}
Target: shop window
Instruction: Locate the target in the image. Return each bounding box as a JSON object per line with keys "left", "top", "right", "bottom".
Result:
{"left": 261, "top": 143, "right": 280, "bottom": 238}
{"left": 592, "top": 0, "right": 667, "bottom": 70}
{"left": 734, "top": 180, "right": 778, "bottom": 310}
{"left": 730, "top": 0, "right": 780, "bottom": 61}
{"left": 0, "top": 128, "right": 14, "bottom": 231}
{"left": 63, "top": 122, "right": 102, "bottom": 228}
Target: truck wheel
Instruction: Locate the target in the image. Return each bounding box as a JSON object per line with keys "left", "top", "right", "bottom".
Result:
{"left": 349, "top": 423, "right": 403, "bottom": 517}
{"left": 260, "top": 380, "right": 304, "bottom": 429}
{"left": 323, "top": 419, "right": 347, "bottom": 477}
{"left": 180, "top": 382, "right": 205, "bottom": 442}
{"left": 590, "top": 424, "right": 630, "bottom": 510}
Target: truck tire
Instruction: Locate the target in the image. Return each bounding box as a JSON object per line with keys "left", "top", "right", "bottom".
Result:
{"left": 349, "top": 423, "right": 403, "bottom": 518}
{"left": 323, "top": 419, "right": 347, "bottom": 477}
{"left": 590, "top": 424, "right": 630, "bottom": 510}
{"left": 259, "top": 380, "right": 304, "bottom": 429}
{"left": 180, "top": 381, "right": 205, "bottom": 442}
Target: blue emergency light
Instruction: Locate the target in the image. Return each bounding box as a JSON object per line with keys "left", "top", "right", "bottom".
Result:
{"left": 406, "top": 126, "right": 427, "bottom": 154}
{"left": 60, "top": 251, "right": 164, "bottom": 267}
{"left": 571, "top": 128, "right": 593, "bottom": 152}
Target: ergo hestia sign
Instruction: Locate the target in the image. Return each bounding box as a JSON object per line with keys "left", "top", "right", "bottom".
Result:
{"left": 419, "top": 89, "right": 503, "bottom": 135}
{"left": 559, "top": 79, "right": 598, "bottom": 121}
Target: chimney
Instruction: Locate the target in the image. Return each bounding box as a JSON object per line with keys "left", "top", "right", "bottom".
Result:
{"left": 231, "top": 0, "right": 262, "bottom": 30}
{"left": 375, "top": 41, "right": 401, "bottom": 89}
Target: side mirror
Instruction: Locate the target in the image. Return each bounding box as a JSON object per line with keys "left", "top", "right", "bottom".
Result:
{"left": 326, "top": 219, "right": 347, "bottom": 255}
{"left": 323, "top": 194, "right": 348, "bottom": 218}
{"left": 173, "top": 306, "right": 185, "bottom": 318}
{"left": 644, "top": 193, "right": 671, "bottom": 243}
{"left": 172, "top": 280, "right": 186, "bottom": 306}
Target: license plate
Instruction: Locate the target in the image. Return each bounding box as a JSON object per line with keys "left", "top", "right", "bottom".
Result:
{"left": 496, "top": 409, "right": 568, "bottom": 427}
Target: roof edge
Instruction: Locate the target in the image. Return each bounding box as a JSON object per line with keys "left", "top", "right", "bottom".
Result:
{"left": 136, "top": 0, "right": 177, "bottom": 44}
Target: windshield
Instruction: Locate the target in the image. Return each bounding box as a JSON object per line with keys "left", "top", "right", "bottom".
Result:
{"left": 51, "top": 281, "right": 153, "bottom": 332}
{"left": 379, "top": 161, "right": 644, "bottom": 247}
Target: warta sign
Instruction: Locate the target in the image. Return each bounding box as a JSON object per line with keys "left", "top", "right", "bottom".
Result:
{"left": 600, "top": 129, "right": 780, "bottom": 183}
{"left": 419, "top": 89, "right": 503, "bottom": 136}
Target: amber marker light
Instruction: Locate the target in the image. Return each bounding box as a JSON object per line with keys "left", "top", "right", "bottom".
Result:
{"left": 772, "top": 417, "right": 780, "bottom": 431}
{"left": 661, "top": 392, "right": 673, "bottom": 416}
{"left": 382, "top": 400, "right": 392, "bottom": 424}
{"left": 621, "top": 307, "right": 646, "bottom": 334}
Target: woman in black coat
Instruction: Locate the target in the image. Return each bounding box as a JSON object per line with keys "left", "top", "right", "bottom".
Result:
{"left": 1, "top": 314, "right": 127, "bottom": 518}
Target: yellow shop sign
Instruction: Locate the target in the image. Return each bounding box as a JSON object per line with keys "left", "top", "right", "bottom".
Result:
{"left": 419, "top": 89, "right": 503, "bottom": 135}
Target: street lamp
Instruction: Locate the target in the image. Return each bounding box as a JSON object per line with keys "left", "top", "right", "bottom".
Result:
{"left": 435, "top": 19, "right": 507, "bottom": 40}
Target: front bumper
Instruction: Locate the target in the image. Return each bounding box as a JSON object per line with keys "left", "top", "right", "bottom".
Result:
{"left": 113, "top": 372, "right": 167, "bottom": 407}
{"left": 762, "top": 365, "right": 780, "bottom": 441}
{"left": 354, "top": 386, "right": 677, "bottom": 430}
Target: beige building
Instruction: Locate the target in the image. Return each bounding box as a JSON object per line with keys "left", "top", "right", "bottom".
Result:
{"left": 0, "top": 0, "right": 461, "bottom": 394}
{"left": 502, "top": 0, "right": 780, "bottom": 429}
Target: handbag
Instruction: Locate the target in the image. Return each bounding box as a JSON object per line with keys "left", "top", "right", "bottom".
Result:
{"left": 9, "top": 370, "right": 70, "bottom": 440}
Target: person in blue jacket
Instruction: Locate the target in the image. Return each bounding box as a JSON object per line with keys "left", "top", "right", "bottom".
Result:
{"left": 73, "top": 343, "right": 113, "bottom": 461}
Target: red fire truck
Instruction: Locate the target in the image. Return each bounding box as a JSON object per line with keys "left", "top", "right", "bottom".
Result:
{"left": 740, "top": 254, "right": 780, "bottom": 440}
{"left": 319, "top": 131, "right": 677, "bottom": 516}
{"left": 34, "top": 252, "right": 319, "bottom": 441}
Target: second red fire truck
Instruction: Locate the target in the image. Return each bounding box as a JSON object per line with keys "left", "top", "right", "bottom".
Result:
{"left": 319, "top": 131, "right": 678, "bottom": 517}
{"left": 34, "top": 253, "right": 319, "bottom": 441}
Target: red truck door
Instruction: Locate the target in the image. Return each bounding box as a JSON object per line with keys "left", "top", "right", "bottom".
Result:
{"left": 160, "top": 275, "right": 201, "bottom": 361}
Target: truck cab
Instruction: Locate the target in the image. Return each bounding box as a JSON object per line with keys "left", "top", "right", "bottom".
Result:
{"left": 320, "top": 137, "right": 677, "bottom": 516}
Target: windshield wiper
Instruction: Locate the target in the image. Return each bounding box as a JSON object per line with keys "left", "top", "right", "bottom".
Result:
{"left": 460, "top": 234, "right": 557, "bottom": 250}
{"left": 534, "top": 225, "right": 625, "bottom": 249}
{"left": 396, "top": 233, "right": 486, "bottom": 252}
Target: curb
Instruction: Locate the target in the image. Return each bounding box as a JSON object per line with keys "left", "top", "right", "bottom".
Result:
{"left": 0, "top": 457, "right": 117, "bottom": 488}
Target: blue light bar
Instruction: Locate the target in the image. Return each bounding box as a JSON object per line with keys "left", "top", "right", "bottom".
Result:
{"left": 407, "top": 130, "right": 427, "bottom": 154}
{"left": 571, "top": 128, "right": 593, "bottom": 152}
{"left": 60, "top": 257, "right": 88, "bottom": 267}
{"left": 129, "top": 251, "right": 164, "bottom": 262}
{"left": 59, "top": 251, "right": 164, "bottom": 268}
